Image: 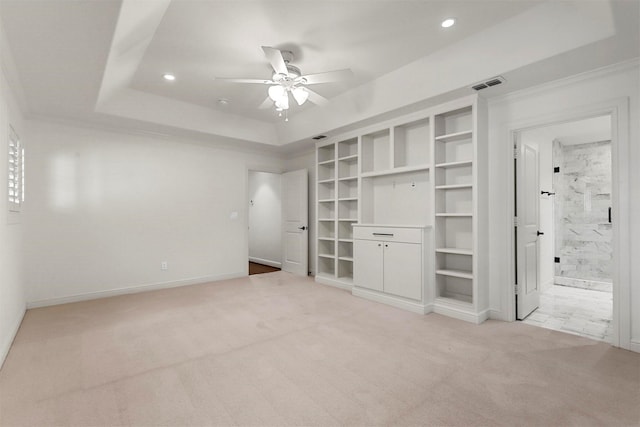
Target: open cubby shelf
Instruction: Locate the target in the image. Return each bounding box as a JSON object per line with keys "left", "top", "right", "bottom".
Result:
{"left": 316, "top": 137, "right": 359, "bottom": 284}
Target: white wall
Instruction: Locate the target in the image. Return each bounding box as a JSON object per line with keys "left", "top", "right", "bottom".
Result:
{"left": 248, "top": 171, "right": 281, "bottom": 267}
{"left": 0, "top": 57, "right": 26, "bottom": 367}
{"left": 519, "top": 131, "right": 554, "bottom": 292}
{"left": 23, "top": 120, "right": 285, "bottom": 306}
{"left": 488, "top": 61, "right": 639, "bottom": 351}
{"left": 284, "top": 149, "right": 315, "bottom": 275}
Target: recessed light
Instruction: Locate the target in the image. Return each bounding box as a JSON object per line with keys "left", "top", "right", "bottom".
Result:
{"left": 217, "top": 98, "right": 230, "bottom": 106}
{"left": 441, "top": 18, "right": 456, "bottom": 28}
{"left": 162, "top": 73, "right": 176, "bottom": 81}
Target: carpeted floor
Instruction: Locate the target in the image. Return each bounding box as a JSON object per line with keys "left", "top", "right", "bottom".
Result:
{"left": 1, "top": 272, "right": 638, "bottom": 426}
{"left": 248, "top": 261, "right": 280, "bottom": 275}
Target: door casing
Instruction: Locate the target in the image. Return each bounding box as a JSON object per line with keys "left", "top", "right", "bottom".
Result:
{"left": 504, "top": 98, "right": 630, "bottom": 349}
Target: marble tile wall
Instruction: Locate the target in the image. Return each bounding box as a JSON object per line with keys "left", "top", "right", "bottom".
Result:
{"left": 553, "top": 140, "right": 612, "bottom": 287}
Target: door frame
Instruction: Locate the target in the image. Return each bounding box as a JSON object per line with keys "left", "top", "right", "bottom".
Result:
{"left": 505, "top": 97, "right": 630, "bottom": 349}
{"left": 245, "top": 165, "right": 284, "bottom": 276}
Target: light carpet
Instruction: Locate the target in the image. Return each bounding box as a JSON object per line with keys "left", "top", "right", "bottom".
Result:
{"left": 0, "top": 272, "right": 638, "bottom": 426}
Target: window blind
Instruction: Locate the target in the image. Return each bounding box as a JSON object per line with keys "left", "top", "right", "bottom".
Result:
{"left": 8, "top": 127, "right": 23, "bottom": 212}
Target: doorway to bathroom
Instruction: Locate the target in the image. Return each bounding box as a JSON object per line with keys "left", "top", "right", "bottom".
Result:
{"left": 515, "top": 114, "right": 614, "bottom": 343}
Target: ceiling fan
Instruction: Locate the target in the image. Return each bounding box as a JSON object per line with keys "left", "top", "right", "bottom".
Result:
{"left": 215, "top": 46, "right": 353, "bottom": 117}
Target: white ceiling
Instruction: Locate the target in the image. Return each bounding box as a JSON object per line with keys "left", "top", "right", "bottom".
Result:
{"left": 0, "top": 0, "right": 638, "bottom": 151}
{"left": 130, "top": 0, "right": 540, "bottom": 121}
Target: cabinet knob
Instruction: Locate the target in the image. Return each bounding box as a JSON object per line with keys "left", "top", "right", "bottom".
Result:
{"left": 378, "top": 243, "right": 381, "bottom": 247}
{"left": 385, "top": 244, "right": 388, "bottom": 247}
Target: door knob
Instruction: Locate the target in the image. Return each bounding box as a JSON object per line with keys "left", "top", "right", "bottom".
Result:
{"left": 537, "top": 231, "right": 544, "bottom": 236}
{"left": 298, "top": 226, "right": 307, "bottom": 231}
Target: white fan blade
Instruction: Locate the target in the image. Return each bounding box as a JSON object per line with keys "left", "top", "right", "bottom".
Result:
{"left": 215, "top": 78, "right": 272, "bottom": 84}
{"left": 306, "top": 88, "right": 329, "bottom": 106}
{"left": 299, "top": 69, "right": 353, "bottom": 85}
{"left": 262, "top": 46, "right": 288, "bottom": 75}
{"left": 258, "top": 97, "right": 273, "bottom": 109}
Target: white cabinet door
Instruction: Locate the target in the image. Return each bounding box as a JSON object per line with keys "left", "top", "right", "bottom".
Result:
{"left": 383, "top": 242, "right": 422, "bottom": 300}
{"left": 354, "top": 240, "right": 384, "bottom": 291}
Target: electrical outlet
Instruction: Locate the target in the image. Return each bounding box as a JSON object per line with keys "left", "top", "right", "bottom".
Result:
{"left": 161, "top": 261, "right": 168, "bottom": 270}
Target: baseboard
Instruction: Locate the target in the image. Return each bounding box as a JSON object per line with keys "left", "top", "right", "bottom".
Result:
{"left": 248, "top": 257, "right": 281, "bottom": 269}
{"left": 0, "top": 306, "right": 26, "bottom": 370}
{"left": 630, "top": 340, "right": 640, "bottom": 354}
{"left": 352, "top": 287, "right": 429, "bottom": 314}
{"left": 315, "top": 275, "right": 353, "bottom": 291}
{"left": 26, "top": 272, "right": 245, "bottom": 309}
{"left": 433, "top": 301, "right": 489, "bottom": 324}
{"left": 488, "top": 309, "right": 509, "bottom": 321}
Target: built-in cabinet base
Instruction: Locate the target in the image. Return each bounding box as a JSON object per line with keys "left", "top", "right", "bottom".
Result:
{"left": 352, "top": 287, "right": 432, "bottom": 314}
{"left": 315, "top": 273, "right": 353, "bottom": 290}
{"left": 433, "top": 298, "right": 489, "bottom": 324}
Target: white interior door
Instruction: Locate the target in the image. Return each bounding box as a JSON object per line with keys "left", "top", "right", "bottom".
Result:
{"left": 281, "top": 169, "right": 308, "bottom": 276}
{"left": 516, "top": 138, "right": 541, "bottom": 319}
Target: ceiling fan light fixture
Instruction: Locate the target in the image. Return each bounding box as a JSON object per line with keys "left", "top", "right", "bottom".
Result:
{"left": 268, "top": 85, "right": 285, "bottom": 101}
{"left": 162, "top": 73, "right": 176, "bottom": 81}
{"left": 275, "top": 92, "right": 289, "bottom": 110}
{"left": 292, "top": 87, "right": 309, "bottom": 105}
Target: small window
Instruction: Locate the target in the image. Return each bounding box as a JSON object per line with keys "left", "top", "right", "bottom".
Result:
{"left": 8, "top": 126, "right": 24, "bottom": 212}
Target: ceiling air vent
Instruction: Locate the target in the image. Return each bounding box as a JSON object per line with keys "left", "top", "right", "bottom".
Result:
{"left": 471, "top": 76, "right": 506, "bottom": 91}
{"left": 312, "top": 135, "right": 327, "bottom": 140}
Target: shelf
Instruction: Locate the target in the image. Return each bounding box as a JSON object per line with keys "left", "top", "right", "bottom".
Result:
{"left": 338, "top": 218, "right": 358, "bottom": 222}
{"left": 318, "top": 253, "right": 335, "bottom": 259}
{"left": 436, "top": 269, "right": 473, "bottom": 280}
{"left": 436, "top": 248, "right": 473, "bottom": 256}
{"left": 435, "top": 160, "right": 472, "bottom": 169}
{"left": 318, "top": 237, "right": 335, "bottom": 241}
{"left": 337, "top": 276, "right": 354, "bottom": 285}
{"left": 338, "top": 256, "right": 354, "bottom": 262}
{"left": 360, "top": 164, "right": 431, "bottom": 178}
{"left": 338, "top": 238, "right": 354, "bottom": 243}
{"left": 435, "top": 184, "right": 473, "bottom": 190}
{"left": 436, "top": 294, "right": 473, "bottom": 305}
{"left": 338, "top": 197, "right": 358, "bottom": 202}
{"left": 435, "top": 130, "right": 473, "bottom": 142}
{"left": 318, "top": 199, "right": 335, "bottom": 203}
{"left": 318, "top": 159, "right": 335, "bottom": 165}
{"left": 318, "top": 178, "right": 335, "bottom": 184}
{"left": 435, "top": 213, "right": 472, "bottom": 217}
{"left": 338, "top": 176, "right": 357, "bottom": 182}
{"left": 318, "top": 218, "right": 335, "bottom": 222}
{"left": 338, "top": 154, "right": 358, "bottom": 162}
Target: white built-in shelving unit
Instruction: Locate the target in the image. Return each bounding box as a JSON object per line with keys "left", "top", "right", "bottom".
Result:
{"left": 315, "top": 95, "right": 488, "bottom": 323}
{"left": 315, "top": 137, "right": 359, "bottom": 288}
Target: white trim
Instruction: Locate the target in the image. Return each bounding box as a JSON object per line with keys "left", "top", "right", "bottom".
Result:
{"left": 630, "top": 340, "right": 640, "bottom": 353}
{"left": 0, "top": 307, "right": 26, "bottom": 370}
{"left": 249, "top": 257, "right": 282, "bottom": 269}
{"left": 433, "top": 302, "right": 489, "bottom": 324}
{"left": 489, "top": 309, "right": 508, "bottom": 321}
{"left": 352, "top": 287, "right": 430, "bottom": 315}
{"left": 504, "top": 97, "right": 630, "bottom": 350}
{"left": 315, "top": 274, "right": 353, "bottom": 291}
{"left": 26, "top": 272, "right": 244, "bottom": 309}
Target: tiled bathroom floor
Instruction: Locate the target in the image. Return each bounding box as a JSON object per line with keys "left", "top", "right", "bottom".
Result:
{"left": 521, "top": 285, "right": 613, "bottom": 343}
